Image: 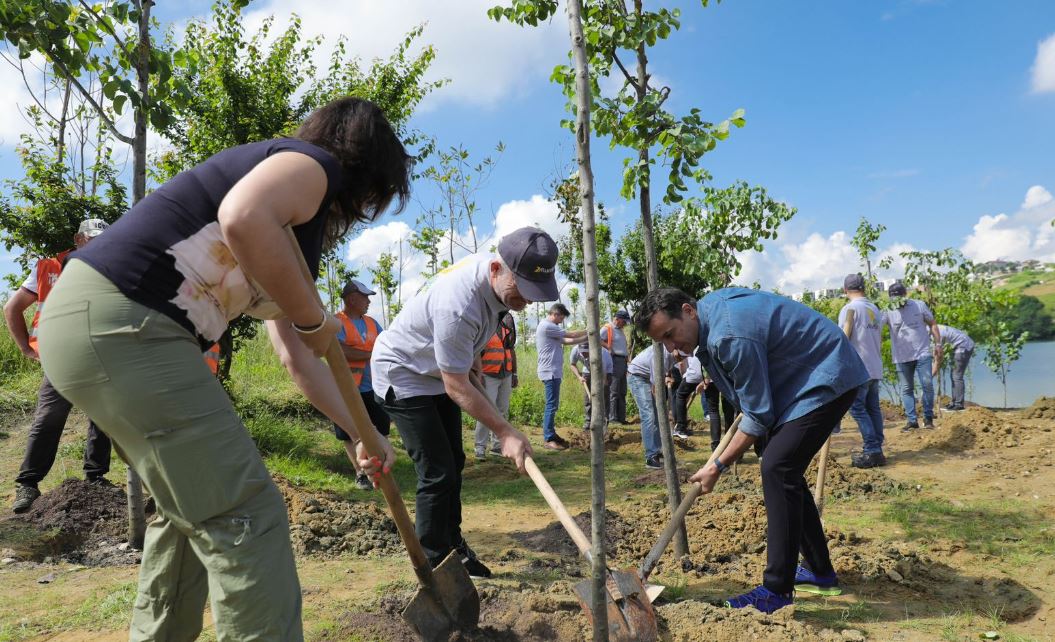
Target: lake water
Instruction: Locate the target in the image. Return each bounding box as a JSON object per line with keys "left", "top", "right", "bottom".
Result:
{"left": 883, "top": 340, "right": 1055, "bottom": 408}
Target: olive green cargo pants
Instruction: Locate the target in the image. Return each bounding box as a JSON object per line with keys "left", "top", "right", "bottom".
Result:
{"left": 38, "top": 260, "right": 302, "bottom": 642}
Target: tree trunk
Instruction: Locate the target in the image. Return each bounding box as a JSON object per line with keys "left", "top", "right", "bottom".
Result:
{"left": 565, "top": 1, "right": 608, "bottom": 638}
{"left": 634, "top": 0, "right": 688, "bottom": 559}
{"left": 126, "top": 0, "right": 154, "bottom": 550}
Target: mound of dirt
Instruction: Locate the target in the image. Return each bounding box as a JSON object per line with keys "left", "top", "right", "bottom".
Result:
{"left": 566, "top": 428, "right": 629, "bottom": 451}
{"left": 0, "top": 479, "right": 146, "bottom": 566}
{"left": 657, "top": 600, "right": 843, "bottom": 641}
{"left": 322, "top": 586, "right": 592, "bottom": 642}
{"left": 921, "top": 407, "right": 1027, "bottom": 450}
{"left": 880, "top": 398, "right": 904, "bottom": 421}
{"left": 276, "top": 477, "right": 401, "bottom": 558}
{"left": 806, "top": 457, "right": 910, "bottom": 499}
{"left": 1022, "top": 396, "right": 1055, "bottom": 420}
{"left": 512, "top": 508, "right": 638, "bottom": 562}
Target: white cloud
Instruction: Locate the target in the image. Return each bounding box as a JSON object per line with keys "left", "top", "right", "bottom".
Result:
{"left": 961, "top": 184, "right": 1055, "bottom": 263}
{"left": 241, "top": 0, "right": 566, "bottom": 109}
{"left": 1022, "top": 185, "right": 1053, "bottom": 209}
{"left": 1031, "top": 33, "right": 1055, "bottom": 94}
{"left": 492, "top": 195, "right": 566, "bottom": 243}
{"left": 775, "top": 231, "right": 859, "bottom": 293}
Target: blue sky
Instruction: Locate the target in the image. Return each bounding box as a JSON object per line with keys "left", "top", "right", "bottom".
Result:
{"left": 1, "top": 0, "right": 1053, "bottom": 301}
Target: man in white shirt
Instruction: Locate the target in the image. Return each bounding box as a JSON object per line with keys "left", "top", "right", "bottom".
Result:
{"left": 839, "top": 274, "right": 887, "bottom": 468}
{"left": 883, "top": 281, "right": 940, "bottom": 431}
{"left": 371, "top": 226, "right": 558, "bottom": 579}
{"left": 535, "top": 303, "right": 587, "bottom": 450}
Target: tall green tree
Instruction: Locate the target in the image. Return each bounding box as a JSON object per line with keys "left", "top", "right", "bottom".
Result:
{"left": 491, "top": 0, "right": 794, "bottom": 557}
{"left": 154, "top": 1, "right": 443, "bottom": 374}
{"left": 850, "top": 216, "right": 886, "bottom": 297}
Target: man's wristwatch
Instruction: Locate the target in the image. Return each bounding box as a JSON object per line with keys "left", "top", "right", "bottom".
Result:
{"left": 713, "top": 459, "right": 729, "bottom": 474}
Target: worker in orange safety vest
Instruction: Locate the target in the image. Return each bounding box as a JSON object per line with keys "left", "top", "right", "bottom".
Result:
{"left": 335, "top": 279, "right": 391, "bottom": 490}
{"left": 6, "top": 219, "right": 113, "bottom": 513}
{"left": 473, "top": 311, "right": 518, "bottom": 459}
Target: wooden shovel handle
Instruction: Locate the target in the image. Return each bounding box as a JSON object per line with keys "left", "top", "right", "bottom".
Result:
{"left": 283, "top": 228, "right": 434, "bottom": 585}
{"left": 813, "top": 435, "right": 833, "bottom": 515}
{"left": 639, "top": 413, "right": 742, "bottom": 580}
{"left": 524, "top": 456, "right": 594, "bottom": 562}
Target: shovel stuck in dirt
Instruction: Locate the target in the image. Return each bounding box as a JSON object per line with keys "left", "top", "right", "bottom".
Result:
{"left": 286, "top": 229, "right": 478, "bottom": 641}
{"left": 524, "top": 456, "right": 659, "bottom": 642}
{"left": 638, "top": 413, "right": 742, "bottom": 583}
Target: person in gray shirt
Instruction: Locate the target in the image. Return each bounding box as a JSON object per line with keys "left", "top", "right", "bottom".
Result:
{"left": 883, "top": 281, "right": 940, "bottom": 430}
{"left": 535, "top": 303, "right": 587, "bottom": 450}
{"left": 601, "top": 309, "right": 632, "bottom": 423}
{"left": 371, "top": 226, "right": 558, "bottom": 579}
{"left": 933, "top": 324, "right": 975, "bottom": 411}
{"left": 627, "top": 344, "right": 674, "bottom": 469}
{"left": 839, "top": 274, "right": 887, "bottom": 468}
{"left": 569, "top": 342, "right": 613, "bottom": 433}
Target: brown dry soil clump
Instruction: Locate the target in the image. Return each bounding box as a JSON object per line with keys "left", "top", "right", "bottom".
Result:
{"left": 1022, "top": 396, "right": 1055, "bottom": 420}
{"left": 275, "top": 476, "right": 401, "bottom": 557}
{"left": 0, "top": 479, "right": 146, "bottom": 566}
{"left": 913, "top": 406, "right": 1030, "bottom": 451}
{"left": 323, "top": 585, "right": 845, "bottom": 641}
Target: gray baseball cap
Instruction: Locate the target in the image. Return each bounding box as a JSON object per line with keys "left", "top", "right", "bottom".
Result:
{"left": 498, "top": 226, "right": 559, "bottom": 302}
{"left": 341, "top": 279, "right": 376, "bottom": 297}
{"left": 843, "top": 273, "right": 865, "bottom": 291}
{"left": 888, "top": 281, "right": 907, "bottom": 297}
{"left": 614, "top": 309, "right": 631, "bottom": 321}
{"left": 77, "top": 219, "right": 109, "bottom": 238}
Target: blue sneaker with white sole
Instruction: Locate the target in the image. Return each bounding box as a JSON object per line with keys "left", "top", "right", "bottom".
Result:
{"left": 724, "top": 585, "right": 793, "bottom": 613}
{"left": 794, "top": 565, "right": 842, "bottom": 596}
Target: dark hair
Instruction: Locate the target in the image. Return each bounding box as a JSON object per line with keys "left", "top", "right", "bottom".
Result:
{"left": 296, "top": 97, "right": 412, "bottom": 248}
{"left": 634, "top": 288, "right": 697, "bottom": 333}
{"left": 549, "top": 303, "right": 571, "bottom": 316}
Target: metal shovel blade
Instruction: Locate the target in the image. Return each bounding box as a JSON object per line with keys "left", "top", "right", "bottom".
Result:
{"left": 401, "top": 551, "right": 480, "bottom": 642}
{"left": 573, "top": 569, "right": 659, "bottom": 642}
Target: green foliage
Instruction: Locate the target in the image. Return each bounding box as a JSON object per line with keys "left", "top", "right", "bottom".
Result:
{"left": 0, "top": 0, "right": 188, "bottom": 136}
{"left": 851, "top": 216, "right": 886, "bottom": 296}
{"left": 0, "top": 131, "right": 126, "bottom": 284}
{"left": 998, "top": 295, "right": 1054, "bottom": 341}
{"left": 370, "top": 253, "right": 401, "bottom": 325}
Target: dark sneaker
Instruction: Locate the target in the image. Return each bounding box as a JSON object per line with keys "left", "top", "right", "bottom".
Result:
{"left": 644, "top": 455, "right": 662, "bottom": 470}
{"left": 543, "top": 439, "right": 568, "bottom": 451}
{"left": 355, "top": 472, "right": 373, "bottom": 491}
{"left": 901, "top": 421, "right": 919, "bottom": 433}
{"left": 490, "top": 443, "right": 502, "bottom": 455}
{"left": 87, "top": 476, "right": 115, "bottom": 488}
{"left": 474, "top": 448, "right": 486, "bottom": 461}
{"left": 724, "top": 585, "right": 793, "bottom": 613}
{"left": 12, "top": 484, "right": 40, "bottom": 514}
{"left": 456, "top": 539, "right": 492, "bottom": 579}
{"left": 553, "top": 435, "right": 570, "bottom": 448}
{"left": 794, "top": 565, "right": 842, "bottom": 596}
{"left": 851, "top": 451, "right": 886, "bottom": 469}
{"left": 923, "top": 419, "right": 935, "bottom": 429}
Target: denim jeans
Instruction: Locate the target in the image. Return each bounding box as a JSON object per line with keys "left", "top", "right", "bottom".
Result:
{"left": 628, "top": 374, "right": 661, "bottom": 461}
{"left": 949, "top": 349, "right": 973, "bottom": 407}
{"left": 542, "top": 378, "right": 561, "bottom": 442}
{"left": 848, "top": 379, "right": 884, "bottom": 454}
{"left": 896, "top": 356, "right": 934, "bottom": 423}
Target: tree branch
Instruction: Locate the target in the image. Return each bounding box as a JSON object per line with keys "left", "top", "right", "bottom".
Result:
{"left": 49, "top": 56, "right": 133, "bottom": 145}
{"left": 609, "top": 50, "right": 639, "bottom": 92}
{"left": 78, "top": 0, "right": 129, "bottom": 52}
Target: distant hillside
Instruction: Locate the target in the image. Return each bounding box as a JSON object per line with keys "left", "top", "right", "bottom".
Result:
{"left": 994, "top": 266, "right": 1055, "bottom": 315}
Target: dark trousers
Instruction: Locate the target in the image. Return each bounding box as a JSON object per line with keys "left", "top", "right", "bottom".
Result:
{"left": 705, "top": 384, "right": 736, "bottom": 450}
{"left": 582, "top": 373, "right": 611, "bottom": 429}
{"left": 760, "top": 389, "right": 856, "bottom": 594}
{"left": 16, "top": 374, "right": 111, "bottom": 487}
{"left": 672, "top": 377, "right": 697, "bottom": 431}
{"left": 608, "top": 355, "right": 628, "bottom": 422}
{"left": 382, "top": 391, "right": 465, "bottom": 566}
{"left": 333, "top": 390, "right": 391, "bottom": 440}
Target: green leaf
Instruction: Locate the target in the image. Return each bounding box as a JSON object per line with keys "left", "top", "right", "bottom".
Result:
{"left": 112, "top": 94, "right": 127, "bottom": 115}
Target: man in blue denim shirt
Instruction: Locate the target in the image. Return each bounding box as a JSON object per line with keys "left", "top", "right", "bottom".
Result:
{"left": 635, "top": 287, "right": 869, "bottom": 614}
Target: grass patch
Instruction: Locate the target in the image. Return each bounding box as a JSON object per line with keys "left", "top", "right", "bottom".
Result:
{"left": 882, "top": 498, "right": 1055, "bottom": 559}
{"left": 69, "top": 581, "right": 138, "bottom": 628}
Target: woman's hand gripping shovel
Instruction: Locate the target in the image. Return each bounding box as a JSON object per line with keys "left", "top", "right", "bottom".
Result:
{"left": 285, "top": 228, "right": 478, "bottom": 642}
{"left": 638, "top": 413, "right": 742, "bottom": 584}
